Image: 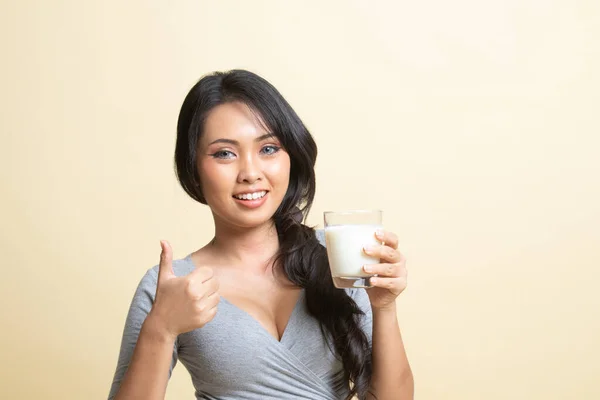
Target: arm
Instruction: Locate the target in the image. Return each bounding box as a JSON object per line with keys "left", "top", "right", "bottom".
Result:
{"left": 109, "top": 241, "right": 219, "bottom": 400}
{"left": 113, "top": 313, "right": 177, "bottom": 400}
{"left": 107, "top": 270, "right": 178, "bottom": 400}
{"left": 368, "top": 303, "right": 414, "bottom": 400}
{"left": 362, "top": 229, "right": 414, "bottom": 399}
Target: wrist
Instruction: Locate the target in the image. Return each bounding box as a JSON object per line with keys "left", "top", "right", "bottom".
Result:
{"left": 143, "top": 311, "right": 177, "bottom": 344}
{"left": 372, "top": 301, "right": 398, "bottom": 316}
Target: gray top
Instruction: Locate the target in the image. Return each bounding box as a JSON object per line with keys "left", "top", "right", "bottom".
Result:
{"left": 108, "top": 234, "right": 373, "bottom": 399}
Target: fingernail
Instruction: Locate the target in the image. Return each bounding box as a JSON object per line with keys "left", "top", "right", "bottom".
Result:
{"left": 364, "top": 245, "right": 377, "bottom": 254}
{"left": 363, "top": 265, "right": 372, "bottom": 273}
{"left": 375, "top": 229, "right": 384, "bottom": 239}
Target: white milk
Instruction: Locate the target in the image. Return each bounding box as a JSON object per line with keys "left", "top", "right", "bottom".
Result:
{"left": 324, "top": 224, "right": 383, "bottom": 278}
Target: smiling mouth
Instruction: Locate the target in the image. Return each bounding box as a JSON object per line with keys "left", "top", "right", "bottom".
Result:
{"left": 232, "top": 190, "right": 268, "bottom": 200}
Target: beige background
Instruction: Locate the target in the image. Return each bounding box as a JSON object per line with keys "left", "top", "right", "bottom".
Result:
{"left": 1, "top": 0, "right": 599, "bottom": 399}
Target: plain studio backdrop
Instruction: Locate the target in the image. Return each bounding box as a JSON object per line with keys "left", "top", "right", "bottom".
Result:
{"left": 1, "top": 1, "right": 598, "bottom": 399}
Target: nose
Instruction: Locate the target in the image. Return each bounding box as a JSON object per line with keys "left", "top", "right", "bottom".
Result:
{"left": 237, "top": 152, "right": 262, "bottom": 184}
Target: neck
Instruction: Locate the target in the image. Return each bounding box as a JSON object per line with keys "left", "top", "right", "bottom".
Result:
{"left": 209, "top": 216, "right": 280, "bottom": 274}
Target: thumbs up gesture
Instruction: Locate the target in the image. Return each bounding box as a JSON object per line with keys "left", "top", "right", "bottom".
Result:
{"left": 149, "top": 240, "right": 220, "bottom": 338}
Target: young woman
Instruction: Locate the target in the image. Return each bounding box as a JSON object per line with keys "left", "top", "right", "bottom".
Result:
{"left": 108, "top": 69, "right": 413, "bottom": 400}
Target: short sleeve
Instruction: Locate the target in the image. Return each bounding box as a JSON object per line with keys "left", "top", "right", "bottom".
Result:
{"left": 107, "top": 268, "right": 178, "bottom": 399}
{"left": 315, "top": 229, "right": 326, "bottom": 246}
{"left": 347, "top": 288, "right": 373, "bottom": 348}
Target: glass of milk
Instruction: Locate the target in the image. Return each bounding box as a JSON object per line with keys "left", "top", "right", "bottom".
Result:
{"left": 324, "top": 210, "right": 383, "bottom": 289}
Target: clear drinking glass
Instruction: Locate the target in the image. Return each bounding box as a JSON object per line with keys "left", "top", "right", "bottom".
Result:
{"left": 324, "top": 210, "right": 383, "bottom": 289}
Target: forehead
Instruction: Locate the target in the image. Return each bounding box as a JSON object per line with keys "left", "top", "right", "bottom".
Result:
{"left": 200, "top": 102, "right": 269, "bottom": 145}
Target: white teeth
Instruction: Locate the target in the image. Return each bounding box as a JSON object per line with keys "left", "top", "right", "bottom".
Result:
{"left": 234, "top": 191, "right": 266, "bottom": 200}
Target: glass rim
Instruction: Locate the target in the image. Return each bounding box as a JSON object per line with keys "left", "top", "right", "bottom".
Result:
{"left": 323, "top": 209, "right": 382, "bottom": 216}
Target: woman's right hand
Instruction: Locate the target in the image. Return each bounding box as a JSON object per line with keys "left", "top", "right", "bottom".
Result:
{"left": 148, "top": 240, "right": 220, "bottom": 339}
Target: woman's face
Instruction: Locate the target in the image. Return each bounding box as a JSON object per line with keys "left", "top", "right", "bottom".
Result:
{"left": 197, "top": 102, "right": 291, "bottom": 229}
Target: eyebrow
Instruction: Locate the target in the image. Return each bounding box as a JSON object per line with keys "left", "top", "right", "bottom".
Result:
{"left": 208, "top": 133, "right": 276, "bottom": 146}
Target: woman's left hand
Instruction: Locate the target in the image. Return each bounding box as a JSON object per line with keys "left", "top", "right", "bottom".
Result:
{"left": 362, "top": 229, "right": 407, "bottom": 311}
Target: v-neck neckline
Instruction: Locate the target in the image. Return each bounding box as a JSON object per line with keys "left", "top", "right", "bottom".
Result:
{"left": 184, "top": 254, "right": 304, "bottom": 344}
{"left": 220, "top": 289, "right": 305, "bottom": 343}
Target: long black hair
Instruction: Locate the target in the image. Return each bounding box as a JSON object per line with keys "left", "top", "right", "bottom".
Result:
{"left": 174, "top": 69, "right": 372, "bottom": 399}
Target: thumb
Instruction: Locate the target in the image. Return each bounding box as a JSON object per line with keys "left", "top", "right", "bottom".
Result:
{"left": 158, "top": 240, "right": 175, "bottom": 284}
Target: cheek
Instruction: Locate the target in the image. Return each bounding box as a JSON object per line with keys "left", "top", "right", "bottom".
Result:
{"left": 199, "top": 161, "right": 232, "bottom": 193}
{"left": 268, "top": 156, "right": 291, "bottom": 186}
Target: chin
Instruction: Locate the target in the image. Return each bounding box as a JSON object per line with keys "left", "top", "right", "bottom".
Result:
{"left": 240, "top": 217, "right": 275, "bottom": 229}
{"left": 212, "top": 206, "right": 278, "bottom": 230}
{"left": 230, "top": 211, "right": 278, "bottom": 230}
